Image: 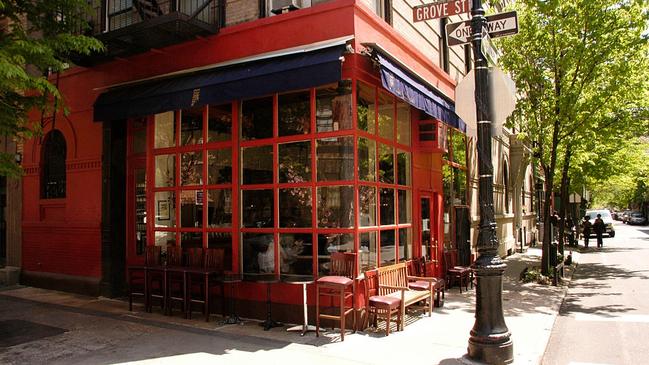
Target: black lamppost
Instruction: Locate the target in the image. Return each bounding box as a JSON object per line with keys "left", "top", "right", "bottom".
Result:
{"left": 467, "top": 0, "right": 514, "bottom": 363}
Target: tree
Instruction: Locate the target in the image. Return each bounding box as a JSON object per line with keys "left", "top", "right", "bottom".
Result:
{"left": 498, "top": 0, "right": 649, "bottom": 274}
{"left": 0, "top": 0, "right": 103, "bottom": 176}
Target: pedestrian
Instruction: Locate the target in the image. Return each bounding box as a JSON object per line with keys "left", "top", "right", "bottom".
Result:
{"left": 550, "top": 210, "right": 560, "bottom": 242}
{"left": 581, "top": 216, "right": 592, "bottom": 248}
{"left": 566, "top": 216, "right": 575, "bottom": 246}
{"left": 593, "top": 213, "right": 606, "bottom": 249}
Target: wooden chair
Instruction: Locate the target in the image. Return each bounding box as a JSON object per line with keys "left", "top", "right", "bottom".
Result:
{"left": 145, "top": 246, "right": 166, "bottom": 312}
{"left": 164, "top": 246, "right": 185, "bottom": 315}
{"left": 185, "top": 248, "right": 206, "bottom": 319}
{"left": 316, "top": 252, "right": 357, "bottom": 341}
{"left": 364, "top": 269, "right": 401, "bottom": 336}
{"left": 406, "top": 257, "right": 445, "bottom": 307}
{"left": 194, "top": 248, "right": 225, "bottom": 322}
{"left": 443, "top": 250, "right": 472, "bottom": 293}
{"left": 127, "top": 245, "right": 161, "bottom": 312}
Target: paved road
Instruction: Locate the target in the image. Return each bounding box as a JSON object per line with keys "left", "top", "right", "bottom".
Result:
{"left": 542, "top": 222, "right": 649, "bottom": 365}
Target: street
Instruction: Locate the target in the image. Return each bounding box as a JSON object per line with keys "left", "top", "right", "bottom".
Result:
{"left": 543, "top": 222, "right": 649, "bottom": 365}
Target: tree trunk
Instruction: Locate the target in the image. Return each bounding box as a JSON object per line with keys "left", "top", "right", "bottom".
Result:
{"left": 558, "top": 146, "right": 572, "bottom": 258}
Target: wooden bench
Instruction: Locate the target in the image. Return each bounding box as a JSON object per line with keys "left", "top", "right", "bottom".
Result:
{"left": 376, "top": 262, "right": 434, "bottom": 330}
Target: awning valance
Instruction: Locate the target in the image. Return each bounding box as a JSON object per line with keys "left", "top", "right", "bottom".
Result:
{"left": 373, "top": 50, "right": 466, "bottom": 132}
{"left": 94, "top": 44, "right": 347, "bottom": 121}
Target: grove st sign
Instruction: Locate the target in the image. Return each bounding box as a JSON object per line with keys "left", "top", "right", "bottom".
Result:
{"left": 413, "top": 0, "right": 470, "bottom": 22}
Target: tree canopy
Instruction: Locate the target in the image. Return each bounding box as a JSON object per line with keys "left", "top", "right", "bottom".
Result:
{"left": 0, "top": 0, "right": 102, "bottom": 176}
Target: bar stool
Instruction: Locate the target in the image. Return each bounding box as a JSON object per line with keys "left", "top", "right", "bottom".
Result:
{"left": 316, "top": 252, "right": 356, "bottom": 341}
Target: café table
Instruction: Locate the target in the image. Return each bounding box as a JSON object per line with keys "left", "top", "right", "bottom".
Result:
{"left": 282, "top": 275, "right": 316, "bottom": 336}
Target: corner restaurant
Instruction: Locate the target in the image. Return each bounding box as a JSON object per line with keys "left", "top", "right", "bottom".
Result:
{"left": 21, "top": 1, "right": 468, "bottom": 322}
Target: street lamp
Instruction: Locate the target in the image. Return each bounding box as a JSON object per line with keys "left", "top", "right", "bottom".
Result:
{"left": 467, "top": 0, "right": 514, "bottom": 363}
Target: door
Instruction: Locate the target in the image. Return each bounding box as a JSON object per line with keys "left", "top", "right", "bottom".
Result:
{"left": 126, "top": 162, "right": 147, "bottom": 265}
{"left": 419, "top": 192, "right": 440, "bottom": 268}
{"left": 454, "top": 205, "right": 471, "bottom": 266}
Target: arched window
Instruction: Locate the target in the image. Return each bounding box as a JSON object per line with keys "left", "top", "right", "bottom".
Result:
{"left": 41, "top": 130, "right": 67, "bottom": 199}
{"left": 503, "top": 162, "right": 510, "bottom": 213}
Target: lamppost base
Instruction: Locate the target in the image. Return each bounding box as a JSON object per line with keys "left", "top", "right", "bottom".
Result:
{"left": 468, "top": 338, "right": 514, "bottom": 365}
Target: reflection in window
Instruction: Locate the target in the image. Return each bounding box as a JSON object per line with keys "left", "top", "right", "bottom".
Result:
{"left": 316, "top": 136, "right": 354, "bottom": 181}
{"left": 181, "top": 107, "right": 203, "bottom": 145}
{"left": 242, "top": 96, "right": 273, "bottom": 140}
{"left": 316, "top": 81, "right": 353, "bottom": 132}
{"left": 181, "top": 151, "right": 203, "bottom": 185}
{"left": 359, "top": 186, "right": 377, "bottom": 227}
{"left": 242, "top": 145, "right": 273, "bottom": 184}
{"left": 380, "top": 188, "right": 395, "bottom": 225}
{"left": 359, "top": 232, "right": 377, "bottom": 272}
{"left": 358, "top": 137, "right": 376, "bottom": 182}
{"left": 155, "top": 154, "right": 175, "bottom": 187}
{"left": 378, "top": 91, "right": 394, "bottom": 140}
{"left": 208, "top": 149, "right": 232, "bottom": 184}
{"left": 279, "top": 141, "right": 311, "bottom": 183}
{"left": 454, "top": 168, "right": 467, "bottom": 205}
{"left": 357, "top": 81, "right": 375, "bottom": 133}
{"left": 155, "top": 191, "right": 176, "bottom": 228}
{"left": 207, "top": 189, "right": 232, "bottom": 227}
{"left": 242, "top": 189, "right": 274, "bottom": 228}
{"left": 279, "top": 188, "right": 312, "bottom": 228}
{"left": 242, "top": 233, "right": 274, "bottom": 274}
{"left": 181, "top": 232, "right": 203, "bottom": 248}
{"left": 317, "top": 186, "right": 354, "bottom": 228}
{"left": 380, "top": 230, "right": 395, "bottom": 266}
{"left": 280, "top": 233, "right": 313, "bottom": 275}
{"left": 396, "top": 102, "right": 410, "bottom": 145}
{"left": 379, "top": 144, "right": 394, "bottom": 183}
{"left": 40, "top": 130, "right": 66, "bottom": 199}
{"left": 180, "top": 190, "right": 203, "bottom": 228}
{"left": 208, "top": 232, "right": 232, "bottom": 271}
{"left": 451, "top": 132, "right": 467, "bottom": 166}
{"left": 397, "top": 151, "right": 411, "bottom": 186}
{"left": 154, "top": 111, "right": 176, "bottom": 148}
{"left": 399, "top": 228, "right": 412, "bottom": 261}
{"left": 208, "top": 104, "right": 232, "bottom": 142}
{"left": 318, "top": 233, "right": 354, "bottom": 276}
{"left": 279, "top": 91, "right": 310, "bottom": 136}
{"left": 442, "top": 164, "right": 452, "bottom": 244}
{"left": 398, "top": 190, "right": 411, "bottom": 224}
{"left": 155, "top": 231, "right": 176, "bottom": 249}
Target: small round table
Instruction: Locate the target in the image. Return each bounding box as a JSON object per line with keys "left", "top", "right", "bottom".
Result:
{"left": 282, "top": 275, "right": 316, "bottom": 336}
{"left": 247, "top": 274, "right": 282, "bottom": 331}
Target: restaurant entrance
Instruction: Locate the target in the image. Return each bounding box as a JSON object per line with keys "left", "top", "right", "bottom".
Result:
{"left": 126, "top": 118, "right": 147, "bottom": 266}
{"left": 419, "top": 192, "right": 440, "bottom": 273}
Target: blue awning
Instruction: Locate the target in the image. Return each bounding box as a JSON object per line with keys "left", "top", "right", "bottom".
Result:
{"left": 94, "top": 44, "right": 347, "bottom": 121}
{"left": 374, "top": 51, "right": 466, "bottom": 132}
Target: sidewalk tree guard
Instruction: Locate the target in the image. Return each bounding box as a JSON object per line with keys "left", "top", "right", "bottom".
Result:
{"left": 466, "top": 0, "right": 514, "bottom": 363}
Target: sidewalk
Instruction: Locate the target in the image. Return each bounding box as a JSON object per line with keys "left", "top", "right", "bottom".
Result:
{"left": 0, "top": 248, "right": 576, "bottom": 365}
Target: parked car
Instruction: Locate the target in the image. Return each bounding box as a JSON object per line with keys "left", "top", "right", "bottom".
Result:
{"left": 585, "top": 209, "right": 616, "bottom": 237}
{"left": 628, "top": 211, "right": 648, "bottom": 225}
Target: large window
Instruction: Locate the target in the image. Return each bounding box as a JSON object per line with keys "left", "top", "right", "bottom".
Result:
{"left": 41, "top": 130, "right": 67, "bottom": 199}
{"left": 441, "top": 127, "right": 468, "bottom": 249}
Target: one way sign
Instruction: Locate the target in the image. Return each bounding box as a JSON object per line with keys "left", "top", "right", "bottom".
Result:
{"left": 446, "top": 11, "right": 518, "bottom": 47}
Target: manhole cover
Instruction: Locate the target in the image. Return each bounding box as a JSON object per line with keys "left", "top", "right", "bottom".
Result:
{"left": 0, "top": 319, "right": 67, "bottom": 348}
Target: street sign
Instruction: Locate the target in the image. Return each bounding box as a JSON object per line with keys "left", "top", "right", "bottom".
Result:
{"left": 413, "top": 0, "right": 470, "bottom": 22}
{"left": 481, "top": 28, "right": 500, "bottom": 66}
{"left": 445, "top": 11, "right": 519, "bottom": 46}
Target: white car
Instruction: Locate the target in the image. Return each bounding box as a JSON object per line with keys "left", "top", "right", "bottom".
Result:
{"left": 585, "top": 209, "right": 616, "bottom": 237}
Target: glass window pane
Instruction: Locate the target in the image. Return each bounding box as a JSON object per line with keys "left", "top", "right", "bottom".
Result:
{"left": 317, "top": 233, "right": 354, "bottom": 276}
{"left": 397, "top": 102, "right": 410, "bottom": 145}
{"left": 452, "top": 132, "right": 467, "bottom": 166}
{"left": 181, "top": 151, "right": 203, "bottom": 186}
{"left": 242, "top": 233, "right": 274, "bottom": 274}
{"left": 378, "top": 92, "right": 394, "bottom": 140}
{"left": 181, "top": 107, "right": 203, "bottom": 145}
{"left": 155, "top": 191, "right": 175, "bottom": 228}
{"left": 358, "top": 137, "right": 376, "bottom": 182}
{"left": 278, "top": 91, "right": 310, "bottom": 136}
{"left": 155, "top": 231, "right": 176, "bottom": 249}
{"left": 242, "top": 189, "right": 274, "bottom": 228}
{"left": 279, "top": 188, "right": 312, "bottom": 228}
{"left": 380, "top": 188, "right": 395, "bottom": 226}
{"left": 242, "top": 96, "right": 273, "bottom": 140}
{"left": 316, "top": 81, "right": 353, "bottom": 132}
{"left": 207, "top": 189, "right": 232, "bottom": 227}
{"left": 242, "top": 145, "right": 273, "bottom": 185}
{"left": 398, "top": 190, "right": 412, "bottom": 224}
{"left": 208, "top": 149, "right": 232, "bottom": 184}
{"left": 397, "top": 151, "right": 411, "bottom": 186}
{"left": 317, "top": 186, "right": 354, "bottom": 228}
{"left": 316, "top": 136, "right": 354, "bottom": 181}
{"left": 155, "top": 154, "right": 175, "bottom": 187}
{"left": 280, "top": 233, "right": 313, "bottom": 275}
{"left": 279, "top": 141, "right": 311, "bottom": 183}
{"left": 208, "top": 104, "right": 232, "bottom": 142}
{"left": 357, "top": 81, "right": 375, "bottom": 133}
{"left": 181, "top": 232, "right": 203, "bottom": 249}
{"left": 359, "top": 186, "right": 377, "bottom": 227}
{"left": 359, "top": 232, "right": 377, "bottom": 272}
{"left": 454, "top": 168, "right": 467, "bottom": 205}
{"left": 380, "top": 230, "right": 395, "bottom": 266}
{"left": 132, "top": 127, "right": 147, "bottom": 154}
{"left": 442, "top": 129, "right": 451, "bottom": 161}
{"left": 180, "top": 190, "right": 203, "bottom": 228}
{"left": 379, "top": 144, "right": 394, "bottom": 184}
{"left": 442, "top": 164, "right": 452, "bottom": 245}
{"left": 154, "top": 111, "right": 176, "bottom": 148}
{"left": 208, "top": 232, "right": 232, "bottom": 271}
{"left": 399, "top": 228, "right": 412, "bottom": 261}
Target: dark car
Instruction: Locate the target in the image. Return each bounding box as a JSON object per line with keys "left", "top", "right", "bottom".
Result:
{"left": 628, "top": 212, "right": 648, "bottom": 225}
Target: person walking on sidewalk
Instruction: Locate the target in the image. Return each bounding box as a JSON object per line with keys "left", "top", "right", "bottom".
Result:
{"left": 581, "top": 216, "right": 592, "bottom": 248}
{"left": 593, "top": 214, "right": 606, "bottom": 249}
